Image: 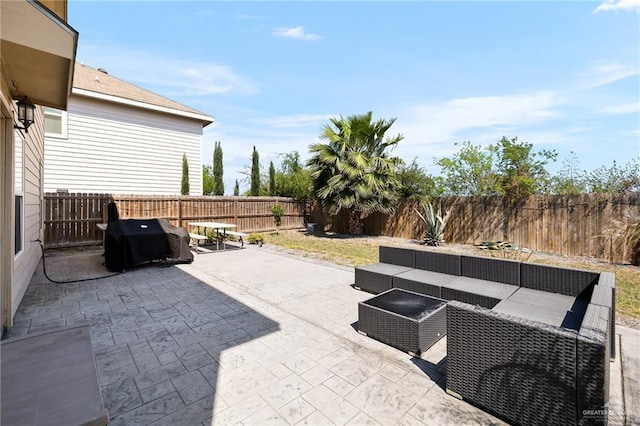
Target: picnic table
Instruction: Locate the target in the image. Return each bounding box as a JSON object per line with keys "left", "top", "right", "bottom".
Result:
{"left": 188, "top": 221, "right": 247, "bottom": 251}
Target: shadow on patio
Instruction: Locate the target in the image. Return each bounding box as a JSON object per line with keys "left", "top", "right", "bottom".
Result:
{"left": 6, "top": 248, "right": 280, "bottom": 425}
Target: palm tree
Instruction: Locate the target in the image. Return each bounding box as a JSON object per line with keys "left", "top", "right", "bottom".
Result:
{"left": 308, "top": 112, "right": 404, "bottom": 234}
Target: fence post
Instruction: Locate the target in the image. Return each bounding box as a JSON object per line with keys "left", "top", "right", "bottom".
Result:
{"left": 101, "top": 194, "right": 108, "bottom": 224}
{"left": 178, "top": 196, "right": 183, "bottom": 227}
{"left": 234, "top": 197, "right": 238, "bottom": 223}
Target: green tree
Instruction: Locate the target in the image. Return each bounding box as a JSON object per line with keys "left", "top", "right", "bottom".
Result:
{"left": 275, "top": 151, "right": 311, "bottom": 199}
{"left": 213, "top": 141, "right": 224, "bottom": 195}
{"left": 551, "top": 151, "right": 586, "bottom": 195}
{"left": 250, "top": 146, "right": 260, "bottom": 196}
{"left": 398, "top": 158, "right": 440, "bottom": 200}
{"left": 181, "top": 153, "right": 190, "bottom": 195}
{"left": 493, "top": 136, "right": 557, "bottom": 201}
{"left": 436, "top": 141, "right": 498, "bottom": 196}
{"left": 269, "top": 161, "right": 276, "bottom": 195}
{"left": 233, "top": 179, "right": 240, "bottom": 196}
{"left": 308, "top": 111, "right": 404, "bottom": 234}
{"left": 585, "top": 158, "right": 640, "bottom": 193}
{"left": 202, "top": 164, "right": 214, "bottom": 195}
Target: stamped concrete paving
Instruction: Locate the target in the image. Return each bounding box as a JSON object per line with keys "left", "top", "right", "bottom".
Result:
{"left": 7, "top": 245, "right": 635, "bottom": 425}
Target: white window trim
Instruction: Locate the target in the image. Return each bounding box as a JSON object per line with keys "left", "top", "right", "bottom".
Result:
{"left": 14, "top": 132, "right": 24, "bottom": 259}
{"left": 44, "top": 107, "right": 68, "bottom": 139}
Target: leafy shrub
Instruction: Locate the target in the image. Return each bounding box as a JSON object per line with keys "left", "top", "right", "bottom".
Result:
{"left": 271, "top": 204, "right": 285, "bottom": 229}
{"left": 247, "top": 233, "right": 264, "bottom": 244}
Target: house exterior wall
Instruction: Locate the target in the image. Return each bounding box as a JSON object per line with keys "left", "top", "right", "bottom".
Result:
{"left": 44, "top": 95, "right": 204, "bottom": 195}
{"left": 1, "top": 0, "right": 75, "bottom": 327}
{"left": 1, "top": 70, "right": 15, "bottom": 328}
{"left": 12, "top": 107, "right": 45, "bottom": 318}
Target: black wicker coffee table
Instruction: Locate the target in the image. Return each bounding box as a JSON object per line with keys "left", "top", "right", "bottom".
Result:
{"left": 358, "top": 288, "right": 447, "bottom": 355}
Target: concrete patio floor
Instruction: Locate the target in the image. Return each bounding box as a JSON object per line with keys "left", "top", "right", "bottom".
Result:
{"left": 6, "top": 244, "right": 639, "bottom": 425}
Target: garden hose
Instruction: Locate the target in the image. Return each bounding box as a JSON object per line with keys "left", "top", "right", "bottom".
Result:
{"left": 34, "top": 239, "right": 120, "bottom": 284}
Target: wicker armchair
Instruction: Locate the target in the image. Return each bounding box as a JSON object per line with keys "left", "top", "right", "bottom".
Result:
{"left": 447, "top": 290, "right": 611, "bottom": 425}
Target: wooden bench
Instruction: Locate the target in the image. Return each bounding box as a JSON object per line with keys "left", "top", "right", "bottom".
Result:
{"left": 224, "top": 231, "right": 248, "bottom": 247}
{"left": 189, "top": 233, "right": 208, "bottom": 253}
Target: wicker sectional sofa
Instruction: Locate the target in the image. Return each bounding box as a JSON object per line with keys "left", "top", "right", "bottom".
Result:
{"left": 354, "top": 246, "right": 616, "bottom": 426}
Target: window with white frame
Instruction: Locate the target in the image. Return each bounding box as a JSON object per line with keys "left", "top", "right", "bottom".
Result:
{"left": 15, "top": 133, "right": 24, "bottom": 256}
{"left": 44, "top": 107, "right": 68, "bottom": 138}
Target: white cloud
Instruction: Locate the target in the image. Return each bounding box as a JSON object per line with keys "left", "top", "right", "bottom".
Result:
{"left": 386, "top": 92, "right": 565, "bottom": 163}
{"left": 580, "top": 62, "right": 640, "bottom": 89}
{"left": 395, "top": 92, "right": 563, "bottom": 146}
{"left": 593, "top": 0, "right": 640, "bottom": 13}
{"left": 597, "top": 102, "right": 640, "bottom": 115}
{"left": 272, "top": 26, "right": 322, "bottom": 41}
{"left": 253, "top": 114, "right": 334, "bottom": 128}
{"left": 77, "top": 44, "right": 257, "bottom": 97}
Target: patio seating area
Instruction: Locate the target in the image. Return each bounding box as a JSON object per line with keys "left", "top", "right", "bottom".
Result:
{"left": 355, "top": 246, "right": 618, "bottom": 425}
{"left": 3, "top": 244, "right": 639, "bottom": 425}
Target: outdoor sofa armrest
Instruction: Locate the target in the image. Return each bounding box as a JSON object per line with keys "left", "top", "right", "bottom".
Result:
{"left": 354, "top": 263, "right": 412, "bottom": 294}
{"left": 597, "top": 272, "right": 616, "bottom": 343}
{"left": 591, "top": 279, "right": 616, "bottom": 359}
{"left": 577, "top": 304, "right": 611, "bottom": 421}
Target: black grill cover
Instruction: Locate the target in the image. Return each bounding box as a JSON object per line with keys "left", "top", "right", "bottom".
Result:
{"left": 105, "top": 219, "right": 193, "bottom": 272}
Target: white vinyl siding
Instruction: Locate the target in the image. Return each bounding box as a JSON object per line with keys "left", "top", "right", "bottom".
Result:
{"left": 44, "top": 96, "right": 203, "bottom": 195}
{"left": 12, "top": 106, "right": 45, "bottom": 319}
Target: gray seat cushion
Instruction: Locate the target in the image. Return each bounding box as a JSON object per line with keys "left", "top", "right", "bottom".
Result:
{"left": 493, "top": 287, "right": 588, "bottom": 330}
{"left": 393, "top": 269, "right": 458, "bottom": 298}
{"left": 357, "top": 263, "right": 413, "bottom": 276}
{"left": 441, "top": 276, "right": 519, "bottom": 308}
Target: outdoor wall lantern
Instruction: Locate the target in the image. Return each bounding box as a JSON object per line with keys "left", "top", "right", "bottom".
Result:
{"left": 14, "top": 97, "right": 36, "bottom": 133}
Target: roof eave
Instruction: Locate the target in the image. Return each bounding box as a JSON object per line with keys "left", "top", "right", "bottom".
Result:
{"left": 72, "top": 87, "right": 215, "bottom": 125}
{"left": 1, "top": 0, "right": 78, "bottom": 110}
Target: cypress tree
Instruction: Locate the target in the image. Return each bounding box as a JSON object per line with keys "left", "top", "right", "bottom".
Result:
{"left": 250, "top": 146, "right": 260, "bottom": 196}
{"left": 269, "top": 161, "right": 276, "bottom": 195}
{"left": 181, "top": 153, "right": 190, "bottom": 195}
{"left": 213, "top": 141, "right": 224, "bottom": 195}
{"left": 233, "top": 179, "right": 240, "bottom": 196}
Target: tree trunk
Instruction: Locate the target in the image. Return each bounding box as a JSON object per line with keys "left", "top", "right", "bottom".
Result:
{"left": 348, "top": 209, "right": 364, "bottom": 235}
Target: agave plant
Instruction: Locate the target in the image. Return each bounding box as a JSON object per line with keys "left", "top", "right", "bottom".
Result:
{"left": 415, "top": 201, "right": 449, "bottom": 246}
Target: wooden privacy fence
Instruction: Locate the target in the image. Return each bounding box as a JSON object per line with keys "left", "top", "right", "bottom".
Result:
{"left": 311, "top": 193, "right": 640, "bottom": 263}
{"left": 44, "top": 193, "right": 307, "bottom": 248}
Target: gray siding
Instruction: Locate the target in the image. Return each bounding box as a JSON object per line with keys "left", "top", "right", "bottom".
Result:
{"left": 13, "top": 106, "right": 45, "bottom": 318}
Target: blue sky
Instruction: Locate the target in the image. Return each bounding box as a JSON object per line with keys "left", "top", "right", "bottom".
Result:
{"left": 70, "top": 1, "right": 639, "bottom": 194}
